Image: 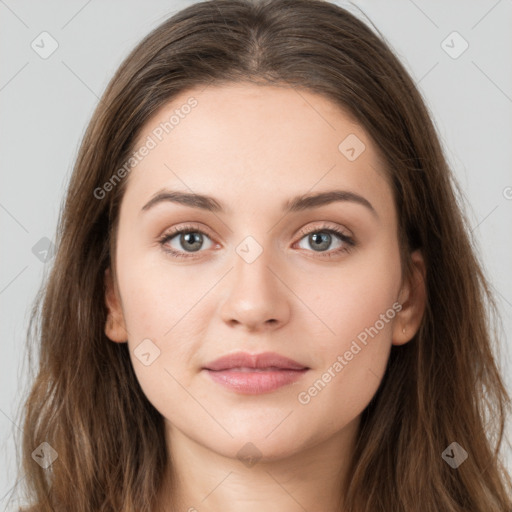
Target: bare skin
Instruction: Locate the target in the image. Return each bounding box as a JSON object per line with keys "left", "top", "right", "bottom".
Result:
{"left": 104, "top": 83, "right": 426, "bottom": 511}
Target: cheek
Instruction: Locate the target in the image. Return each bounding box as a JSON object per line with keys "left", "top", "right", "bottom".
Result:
{"left": 292, "top": 242, "right": 401, "bottom": 413}
{"left": 297, "top": 242, "right": 402, "bottom": 353}
{"left": 113, "top": 243, "right": 194, "bottom": 389}
{"left": 115, "top": 261, "right": 203, "bottom": 422}
{"left": 116, "top": 238, "right": 200, "bottom": 339}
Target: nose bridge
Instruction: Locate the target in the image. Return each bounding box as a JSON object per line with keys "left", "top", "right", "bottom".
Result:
{"left": 232, "top": 232, "right": 277, "bottom": 296}
{"left": 219, "top": 231, "right": 290, "bottom": 329}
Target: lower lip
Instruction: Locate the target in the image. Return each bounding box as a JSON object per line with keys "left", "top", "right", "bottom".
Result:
{"left": 204, "top": 368, "right": 308, "bottom": 394}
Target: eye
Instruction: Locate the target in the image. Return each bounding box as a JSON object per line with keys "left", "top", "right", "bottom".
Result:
{"left": 295, "top": 223, "right": 355, "bottom": 257}
{"left": 158, "top": 222, "right": 356, "bottom": 260}
{"left": 158, "top": 224, "right": 215, "bottom": 259}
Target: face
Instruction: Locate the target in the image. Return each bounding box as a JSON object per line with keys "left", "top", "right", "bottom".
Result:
{"left": 104, "top": 82, "right": 424, "bottom": 462}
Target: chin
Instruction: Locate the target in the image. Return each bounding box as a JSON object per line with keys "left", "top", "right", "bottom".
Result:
{"left": 190, "top": 419, "right": 316, "bottom": 463}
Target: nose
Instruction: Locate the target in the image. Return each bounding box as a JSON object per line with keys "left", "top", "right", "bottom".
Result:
{"left": 219, "top": 242, "right": 291, "bottom": 332}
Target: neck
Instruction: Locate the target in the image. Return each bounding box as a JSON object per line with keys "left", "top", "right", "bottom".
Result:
{"left": 155, "top": 417, "right": 360, "bottom": 512}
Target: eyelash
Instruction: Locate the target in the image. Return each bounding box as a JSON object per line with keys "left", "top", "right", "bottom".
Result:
{"left": 157, "top": 223, "right": 356, "bottom": 260}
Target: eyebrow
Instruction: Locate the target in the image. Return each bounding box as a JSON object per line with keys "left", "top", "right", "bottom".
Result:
{"left": 141, "top": 189, "right": 378, "bottom": 218}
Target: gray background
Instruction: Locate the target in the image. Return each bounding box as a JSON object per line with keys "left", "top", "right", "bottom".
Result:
{"left": 1, "top": 0, "right": 511, "bottom": 509}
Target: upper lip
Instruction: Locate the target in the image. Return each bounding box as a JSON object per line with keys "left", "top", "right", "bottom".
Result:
{"left": 203, "top": 351, "right": 308, "bottom": 371}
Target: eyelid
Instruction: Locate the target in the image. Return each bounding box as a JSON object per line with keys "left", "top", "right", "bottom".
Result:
{"left": 296, "top": 222, "right": 353, "bottom": 239}
{"left": 159, "top": 222, "right": 216, "bottom": 240}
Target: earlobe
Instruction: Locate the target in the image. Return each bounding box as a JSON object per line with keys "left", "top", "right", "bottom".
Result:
{"left": 104, "top": 267, "right": 128, "bottom": 343}
{"left": 392, "top": 249, "right": 427, "bottom": 346}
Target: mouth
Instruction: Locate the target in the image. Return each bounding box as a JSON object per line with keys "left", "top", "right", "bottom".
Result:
{"left": 203, "top": 351, "right": 309, "bottom": 394}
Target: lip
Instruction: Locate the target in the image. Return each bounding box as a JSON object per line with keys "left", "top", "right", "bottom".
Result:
{"left": 203, "top": 351, "right": 309, "bottom": 395}
{"left": 204, "top": 351, "right": 307, "bottom": 371}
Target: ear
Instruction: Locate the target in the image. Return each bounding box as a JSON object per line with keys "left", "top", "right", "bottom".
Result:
{"left": 104, "top": 267, "right": 128, "bottom": 343}
{"left": 392, "top": 249, "right": 427, "bottom": 346}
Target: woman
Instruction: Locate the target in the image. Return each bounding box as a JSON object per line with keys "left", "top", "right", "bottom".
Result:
{"left": 15, "top": 0, "right": 512, "bottom": 510}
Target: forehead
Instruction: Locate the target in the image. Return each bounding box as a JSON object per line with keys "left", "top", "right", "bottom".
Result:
{"left": 123, "top": 82, "right": 392, "bottom": 217}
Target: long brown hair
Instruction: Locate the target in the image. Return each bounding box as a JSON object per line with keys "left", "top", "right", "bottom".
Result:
{"left": 14, "top": 0, "right": 511, "bottom": 510}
